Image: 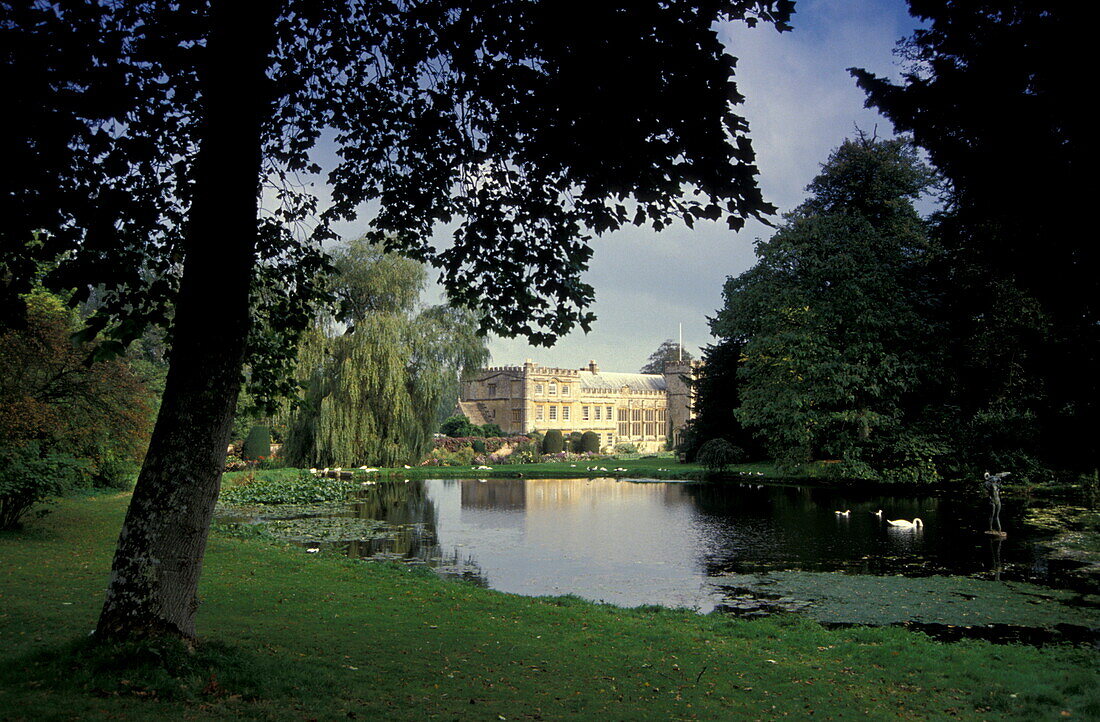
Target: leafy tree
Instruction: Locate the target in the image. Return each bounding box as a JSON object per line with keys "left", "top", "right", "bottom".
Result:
{"left": 282, "top": 241, "right": 487, "bottom": 468}
{"left": 3, "top": 0, "right": 792, "bottom": 640}
{"left": 850, "top": 2, "right": 1091, "bottom": 473}
{"left": 0, "top": 290, "right": 153, "bottom": 476}
{"left": 0, "top": 290, "right": 153, "bottom": 526}
{"left": 581, "top": 431, "right": 601, "bottom": 454}
{"left": 712, "top": 135, "right": 937, "bottom": 471}
{"left": 677, "top": 339, "right": 761, "bottom": 462}
{"left": 640, "top": 340, "right": 695, "bottom": 374}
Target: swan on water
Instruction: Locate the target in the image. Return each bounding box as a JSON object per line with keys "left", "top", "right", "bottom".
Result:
{"left": 887, "top": 518, "right": 923, "bottom": 528}
{"left": 834, "top": 509, "right": 851, "bottom": 516}
{"left": 872, "top": 509, "right": 883, "bottom": 517}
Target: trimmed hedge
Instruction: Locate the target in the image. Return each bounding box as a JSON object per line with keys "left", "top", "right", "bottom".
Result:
{"left": 432, "top": 436, "right": 530, "bottom": 453}
{"left": 242, "top": 425, "right": 271, "bottom": 460}
{"left": 542, "top": 429, "right": 564, "bottom": 454}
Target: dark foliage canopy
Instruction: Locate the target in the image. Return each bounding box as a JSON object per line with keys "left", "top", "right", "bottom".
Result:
{"left": 851, "top": 2, "right": 1095, "bottom": 471}
{"left": 4, "top": 0, "right": 794, "bottom": 380}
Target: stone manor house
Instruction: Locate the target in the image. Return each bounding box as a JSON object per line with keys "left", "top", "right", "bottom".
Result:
{"left": 457, "top": 359, "right": 700, "bottom": 453}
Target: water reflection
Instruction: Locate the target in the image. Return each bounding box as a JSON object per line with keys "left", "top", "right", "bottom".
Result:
{"left": 328, "top": 477, "right": 1067, "bottom": 612}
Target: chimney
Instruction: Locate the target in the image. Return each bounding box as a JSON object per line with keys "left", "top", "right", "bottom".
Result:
{"left": 587, "top": 360, "right": 599, "bottom": 373}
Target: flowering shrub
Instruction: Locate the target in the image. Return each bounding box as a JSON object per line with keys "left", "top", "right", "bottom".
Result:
{"left": 431, "top": 436, "right": 530, "bottom": 453}
{"left": 539, "top": 451, "right": 605, "bottom": 463}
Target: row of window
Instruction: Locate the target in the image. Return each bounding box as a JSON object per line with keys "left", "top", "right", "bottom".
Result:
{"left": 531, "top": 405, "right": 666, "bottom": 424}
{"left": 616, "top": 422, "right": 662, "bottom": 438}
{"left": 533, "top": 382, "right": 571, "bottom": 396}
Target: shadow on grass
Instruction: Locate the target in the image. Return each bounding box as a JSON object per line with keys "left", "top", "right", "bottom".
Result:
{"left": 0, "top": 636, "right": 302, "bottom": 705}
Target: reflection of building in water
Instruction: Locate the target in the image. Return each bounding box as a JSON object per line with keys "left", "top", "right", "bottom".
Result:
{"left": 458, "top": 359, "right": 701, "bottom": 452}
{"left": 460, "top": 479, "right": 526, "bottom": 509}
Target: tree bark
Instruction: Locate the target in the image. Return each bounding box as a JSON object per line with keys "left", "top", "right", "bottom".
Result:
{"left": 95, "top": 0, "right": 279, "bottom": 640}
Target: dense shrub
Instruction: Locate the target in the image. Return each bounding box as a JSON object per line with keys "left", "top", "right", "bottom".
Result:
{"left": 91, "top": 451, "right": 135, "bottom": 490}
{"left": 432, "top": 436, "right": 529, "bottom": 454}
{"left": 566, "top": 431, "right": 583, "bottom": 452}
{"left": 697, "top": 438, "right": 742, "bottom": 473}
{"left": 471, "top": 438, "right": 487, "bottom": 454}
{"left": 241, "top": 426, "right": 271, "bottom": 460}
{"left": 581, "top": 431, "right": 600, "bottom": 453}
{"left": 440, "top": 415, "right": 479, "bottom": 437}
{"left": 0, "top": 443, "right": 87, "bottom": 529}
{"left": 543, "top": 429, "right": 564, "bottom": 454}
{"left": 613, "top": 442, "right": 638, "bottom": 455}
{"left": 480, "top": 423, "right": 504, "bottom": 437}
{"left": 219, "top": 469, "right": 355, "bottom": 505}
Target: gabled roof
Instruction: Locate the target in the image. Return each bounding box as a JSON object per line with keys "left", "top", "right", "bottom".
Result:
{"left": 578, "top": 371, "right": 666, "bottom": 392}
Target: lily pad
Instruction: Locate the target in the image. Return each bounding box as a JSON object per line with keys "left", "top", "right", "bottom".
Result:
{"left": 262, "top": 517, "right": 398, "bottom": 543}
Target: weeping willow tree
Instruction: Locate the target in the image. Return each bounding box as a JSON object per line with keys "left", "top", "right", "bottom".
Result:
{"left": 282, "top": 240, "right": 487, "bottom": 467}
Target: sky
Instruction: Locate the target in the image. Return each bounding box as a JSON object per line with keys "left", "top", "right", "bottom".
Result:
{"left": 333, "top": 0, "right": 922, "bottom": 374}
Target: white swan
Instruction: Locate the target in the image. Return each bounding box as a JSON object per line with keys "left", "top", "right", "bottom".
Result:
{"left": 834, "top": 509, "right": 851, "bottom": 516}
{"left": 887, "top": 518, "right": 923, "bottom": 528}
{"left": 872, "top": 509, "right": 883, "bottom": 517}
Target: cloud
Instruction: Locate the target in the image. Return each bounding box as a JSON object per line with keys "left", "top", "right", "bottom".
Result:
{"left": 485, "top": 0, "right": 919, "bottom": 373}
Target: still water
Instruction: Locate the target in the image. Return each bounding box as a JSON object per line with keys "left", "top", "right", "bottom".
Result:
{"left": 332, "top": 477, "right": 1061, "bottom": 613}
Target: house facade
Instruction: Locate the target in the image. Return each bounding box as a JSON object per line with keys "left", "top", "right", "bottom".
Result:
{"left": 457, "top": 359, "right": 699, "bottom": 452}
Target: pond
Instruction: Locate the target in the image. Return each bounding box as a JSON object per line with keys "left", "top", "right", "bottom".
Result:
{"left": 223, "top": 477, "right": 1100, "bottom": 637}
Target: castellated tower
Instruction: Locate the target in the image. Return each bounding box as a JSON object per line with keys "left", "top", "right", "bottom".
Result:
{"left": 663, "top": 359, "right": 701, "bottom": 449}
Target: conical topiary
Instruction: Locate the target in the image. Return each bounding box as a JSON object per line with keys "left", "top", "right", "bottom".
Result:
{"left": 242, "top": 425, "right": 272, "bottom": 460}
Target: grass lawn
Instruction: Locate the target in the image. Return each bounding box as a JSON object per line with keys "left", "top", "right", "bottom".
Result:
{"left": 1, "top": 493, "right": 1097, "bottom": 720}
{"left": 255, "top": 456, "right": 787, "bottom": 483}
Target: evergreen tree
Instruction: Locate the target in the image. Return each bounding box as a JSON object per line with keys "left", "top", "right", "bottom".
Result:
{"left": 712, "top": 135, "right": 938, "bottom": 476}
{"left": 851, "top": 3, "right": 1092, "bottom": 474}
{"left": 282, "top": 241, "right": 487, "bottom": 467}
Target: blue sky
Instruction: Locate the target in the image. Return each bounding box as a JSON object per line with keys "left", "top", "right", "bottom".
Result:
{"left": 331, "top": 0, "right": 922, "bottom": 373}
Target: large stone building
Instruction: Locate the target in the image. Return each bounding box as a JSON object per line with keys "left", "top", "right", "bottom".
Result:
{"left": 457, "top": 359, "right": 699, "bottom": 452}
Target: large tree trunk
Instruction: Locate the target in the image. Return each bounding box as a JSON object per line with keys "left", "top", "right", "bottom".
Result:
{"left": 95, "top": 1, "right": 279, "bottom": 640}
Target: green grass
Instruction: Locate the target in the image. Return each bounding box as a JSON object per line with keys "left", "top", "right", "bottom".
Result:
{"left": 3, "top": 493, "right": 1096, "bottom": 720}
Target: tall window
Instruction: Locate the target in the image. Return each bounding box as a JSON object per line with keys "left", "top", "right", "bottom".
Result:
{"left": 594, "top": 406, "right": 601, "bottom": 420}
{"left": 549, "top": 382, "right": 557, "bottom": 395}
{"left": 535, "top": 383, "right": 543, "bottom": 395}
{"left": 536, "top": 406, "right": 544, "bottom": 421}
{"left": 562, "top": 406, "right": 570, "bottom": 420}
{"left": 549, "top": 406, "right": 557, "bottom": 420}
{"left": 606, "top": 406, "right": 613, "bottom": 419}
{"left": 561, "top": 384, "right": 570, "bottom": 396}
{"left": 582, "top": 406, "right": 590, "bottom": 420}
{"left": 487, "top": 383, "right": 497, "bottom": 397}
{"left": 512, "top": 409, "right": 521, "bottom": 423}
{"left": 605, "top": 433, "right": 613, "bottom": 446}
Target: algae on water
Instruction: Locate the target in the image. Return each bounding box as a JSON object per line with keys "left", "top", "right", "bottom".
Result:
{"left": 710, "top": 571, "right": 1100, "bottom": 629}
